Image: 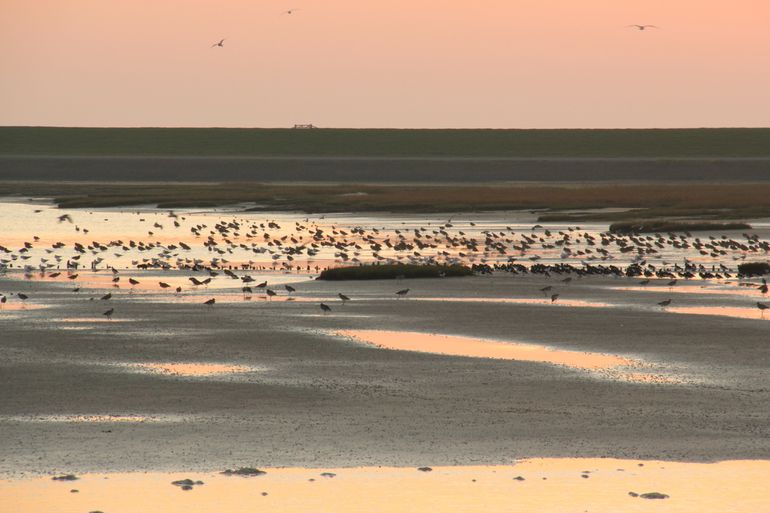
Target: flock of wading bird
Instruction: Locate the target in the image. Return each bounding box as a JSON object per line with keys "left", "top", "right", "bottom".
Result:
{"left": 1, "top": 209, "right": 770, "bottom": 319}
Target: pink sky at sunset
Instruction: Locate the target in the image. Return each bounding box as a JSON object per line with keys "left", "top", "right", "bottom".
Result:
{"left": 1, "top": 0, "right": 768, "bottom": 128}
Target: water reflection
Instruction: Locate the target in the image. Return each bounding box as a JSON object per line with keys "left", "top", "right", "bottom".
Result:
{"left": 335, "top": 330, "right": 632, "bottom": 370}
{"left": 668, "top": 306, "right": 770, "bottom": 321}
{"left": 126, "top": 362, "right": 254, "bottom": 377}
{"left": 1, "top": 459, "right": 767, "bottom": 513}
{"left": 414, "top": 297, "right": 612, "bottom": 308}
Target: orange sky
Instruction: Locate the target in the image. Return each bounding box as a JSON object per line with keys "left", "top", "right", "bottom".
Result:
{"left": 1, "top": 0, "right": 769, "bottom": 128}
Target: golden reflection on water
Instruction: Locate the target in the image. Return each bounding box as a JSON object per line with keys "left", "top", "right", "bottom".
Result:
{"left": 668, "top": 306, "right": 770, "bottom": 321}
{"left": 414, "top": 297, "right": 612, "bottom": 308}
{"left": 0, "top": 303, "right": 49, "bottom": 312}
{"left": 336, "top": 330, "right": 632, "bottom": 370}
{"left": 5, "top": 414, "right": 150, "bottom": 423}
{"left": 613, "top": 284, "right": 767, "bottom": 298}
{"left": 129, "top": 362, "right": 252, "bottom": 377}
{"left": 1, "top": 459, "right": 767, "bottom": 513}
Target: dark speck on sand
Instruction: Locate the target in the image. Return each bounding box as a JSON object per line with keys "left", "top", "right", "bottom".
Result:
{"left": 52, "top": 474, "right": 78, "bottom": 481}
{"left": 640, "top": 492, "right": 670, "bottom": 500}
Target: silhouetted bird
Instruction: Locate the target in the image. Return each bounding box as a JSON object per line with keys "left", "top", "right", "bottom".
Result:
{"left": 658, "top": 299, "right": 672, "bottom": 307}
{"left": 204, "top": 298, "right": 216, "bottom": 306}
{"left": 396, "top": 288, "right": 410, "bottom": 298}
{"left": 103, "top": 308, "right": 114, "bottom": 319}
{"left": 320, "top": 303, "right": 331, "bottom": 313}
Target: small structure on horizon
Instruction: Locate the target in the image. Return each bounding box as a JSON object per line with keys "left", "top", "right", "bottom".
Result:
{"left": 292, "top": 124, "right": 318, "bottom": 129}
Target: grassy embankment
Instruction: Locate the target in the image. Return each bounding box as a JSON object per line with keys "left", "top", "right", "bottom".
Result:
{"left": 318, "top": 264, "right": 473, "bottom": 280}
{"left": 2, "top": 127, "right": 770, "bottom": 219}
{"left": 3, "top": 127, "right": 770, "bottom": 157}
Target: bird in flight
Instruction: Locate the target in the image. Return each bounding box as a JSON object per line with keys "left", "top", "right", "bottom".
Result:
{"left": 211, "top": 39, "right": 225, "bottom": 48}
{"left": 284, "top": 8, "right": 299, "bottom": 15}
{"left": 628, "top": 25, "right": 658, "bottom": 31}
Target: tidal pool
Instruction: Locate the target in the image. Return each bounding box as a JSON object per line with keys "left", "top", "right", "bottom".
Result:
{"left": 668, "top": 306, "right": 770, "bottom": 321}
{"left": 125, "top": 362, "right": 256, "bottom": 377}
{"left": 413, "top": 297, "right": 613, "bottom": 308}
{"left": 336, "top": 330, "right": 632, "bottom": 370}
{"left": 334, "top": 330, "right": 680, "bottom": 385}
{"left": 1, "top": 459, "right": 767, "bottom": 513}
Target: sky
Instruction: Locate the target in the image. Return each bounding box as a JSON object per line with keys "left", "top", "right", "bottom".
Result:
{"left": 1, "top": 0, "right": 769, "bottom": 128}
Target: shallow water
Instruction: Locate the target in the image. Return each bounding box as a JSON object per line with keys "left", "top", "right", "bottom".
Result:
{"left": 668, "top": 305, "right": 770, "bottom": 321}
{"left": 125, "top": 362, "right": 256, "bottom": 377}
{"left": 336, "top": 330, "right": 631, "bottom": 370}
{"left": 3, "top": 197, "right": 767, "bottom": 275}
{"left": 414, "top": 297, "right": 613, "bottom": 308}
{"left": 334, "top": 330, "right": 681, "bottom": 385}
{"left": 1, "top": 459, "right": 767, "bottom": 513}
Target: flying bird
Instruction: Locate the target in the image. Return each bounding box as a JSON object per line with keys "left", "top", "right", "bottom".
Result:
{"left": 212, "top": 39, "right": 225, "bottom": 48}
{"left": 628, "top": 25, "right": 658, "bottom": 31}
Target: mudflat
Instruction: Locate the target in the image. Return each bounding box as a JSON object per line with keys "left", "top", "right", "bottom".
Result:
{"left": 1, "top": 272, "right": 768, "bottom": 475}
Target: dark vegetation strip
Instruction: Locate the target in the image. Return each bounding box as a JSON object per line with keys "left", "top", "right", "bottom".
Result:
{"left": 3, "top": 127, "right": 770, "bottom": 157}
{"left": 318, "top": 264, "right": 473, "bottom": 280}
{"left": 0, "top": 182, "right": 769, "bottom": 219}
{"left": 608, "top": 221, "right": 752, "bottom": 234}
{"left": 737, "top": 262, "right": 770, "bottom": 276}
